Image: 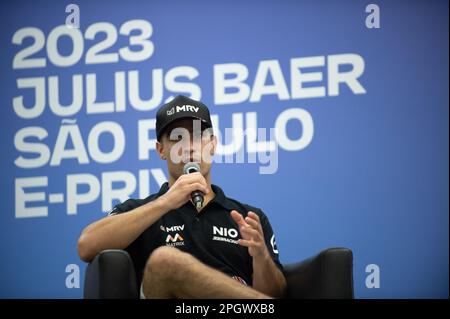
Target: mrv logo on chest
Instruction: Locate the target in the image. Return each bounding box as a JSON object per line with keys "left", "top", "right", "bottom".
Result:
{"left": 162, "top": 224, "right": 185, "bottom": 232}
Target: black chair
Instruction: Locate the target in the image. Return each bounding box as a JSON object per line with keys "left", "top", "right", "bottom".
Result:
{"left": 83, "top": 247, "right": 354, "bottom": 299}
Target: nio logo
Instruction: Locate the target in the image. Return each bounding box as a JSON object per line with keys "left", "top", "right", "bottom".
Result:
{"left": 213, "top": 226, "right": 238, "bottom": 238}
{"left": 212, "top": 226, "right": 239, "bottom": 245}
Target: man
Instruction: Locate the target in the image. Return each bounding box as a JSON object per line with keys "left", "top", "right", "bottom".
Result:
{"left": 77, "top": 95, "right": 287, "bottom": 298}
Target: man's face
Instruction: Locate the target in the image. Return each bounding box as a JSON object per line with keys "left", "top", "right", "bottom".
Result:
{"left": 156, "top": 118, "right": 217, "bottom": 179}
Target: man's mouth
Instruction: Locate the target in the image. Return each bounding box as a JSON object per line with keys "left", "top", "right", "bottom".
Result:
{"left": 182, "top": 155, "right": 201, "bottom": 163}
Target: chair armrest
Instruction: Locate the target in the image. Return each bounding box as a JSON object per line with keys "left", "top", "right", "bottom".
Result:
{"left": 83, "top": 249, "right": 139, "bottom": 299}
{"left": 283, "top": 247, "right": 354, "bottom": 299}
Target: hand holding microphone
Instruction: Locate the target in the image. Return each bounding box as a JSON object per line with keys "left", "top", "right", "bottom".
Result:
{"left": 158, "top": 163, "right": 208, "bottom": 211}
{"left": 183, "top": 162, "right": 204, "bottom": 209}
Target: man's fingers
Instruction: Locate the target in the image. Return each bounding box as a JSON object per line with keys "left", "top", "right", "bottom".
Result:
{"left": 240, "top": 226, "right": 260, "bottom": 239}
{"left": 245, "top": 216, "right": 262, "bottom": 232}
{"left": 238, "top": 239, "right": 252, "bottom": 248}
{"left": 230, "top": 210, "right": 248, "bottom": 228}
{"left": 247, "top": 211, "right": 260, "bottom": 223}
{"left": 189, "top": 182, "right": 209, "bottom": 194}
{"left": 181, "top": 172, "right": 207, "bottom": 187}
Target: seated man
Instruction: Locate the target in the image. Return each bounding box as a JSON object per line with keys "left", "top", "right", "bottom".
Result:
{"left": 77, "top": 95, "right": 287, "bottom": 298}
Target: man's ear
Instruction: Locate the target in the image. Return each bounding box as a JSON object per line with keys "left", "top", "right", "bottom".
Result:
{"left": 156, "top": 140, "right": 166, "bottom": 160}
{"left": 210, "top": 135, "right": 217, "bottom": 156}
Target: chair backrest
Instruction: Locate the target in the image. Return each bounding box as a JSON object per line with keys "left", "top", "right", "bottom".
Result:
{"left": 283, "top": 247, "right": 354, "bottom": 299}
{"left": 84, "top": 249, "right": 138, "bottom": 299}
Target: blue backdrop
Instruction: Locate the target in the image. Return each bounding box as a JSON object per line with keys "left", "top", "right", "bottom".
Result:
{"left": 0, "top": 0, "right": 448, "bottom": 298}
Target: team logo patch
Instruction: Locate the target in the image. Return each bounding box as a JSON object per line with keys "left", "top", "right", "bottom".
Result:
{"left": 163, "top": 224, "right": 186, "bottom": 246}
{"left": 165, "top": 233, "right": 185, "bottom": 246}
{"left": 212, "top": 226, "right": 239, "bottom": 244}
{"left": 160, "top": 224, "right": 185, "bottom": 232}
{"left": 167, "top": 105, "right": 199, "bottom": 116}
{"left": 270, "top": 234, "right": 279, "bottom": 254}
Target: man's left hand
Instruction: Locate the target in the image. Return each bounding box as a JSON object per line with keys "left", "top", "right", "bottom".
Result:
{"left": 230, "top": 210, "right": 270, "bottom": 259}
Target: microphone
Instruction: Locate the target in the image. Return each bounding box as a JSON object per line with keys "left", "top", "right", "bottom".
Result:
{"left": 183, "top": 162, "right": 204, "bottom": 209}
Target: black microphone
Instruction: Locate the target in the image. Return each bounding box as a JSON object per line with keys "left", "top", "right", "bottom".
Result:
{"left": 183, "top": 162, "right": 204, "bottom": 209}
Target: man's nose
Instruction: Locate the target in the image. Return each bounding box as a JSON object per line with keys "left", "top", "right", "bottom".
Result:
{"left": 190, "top": 132, "right": 203, "bottom": 146}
